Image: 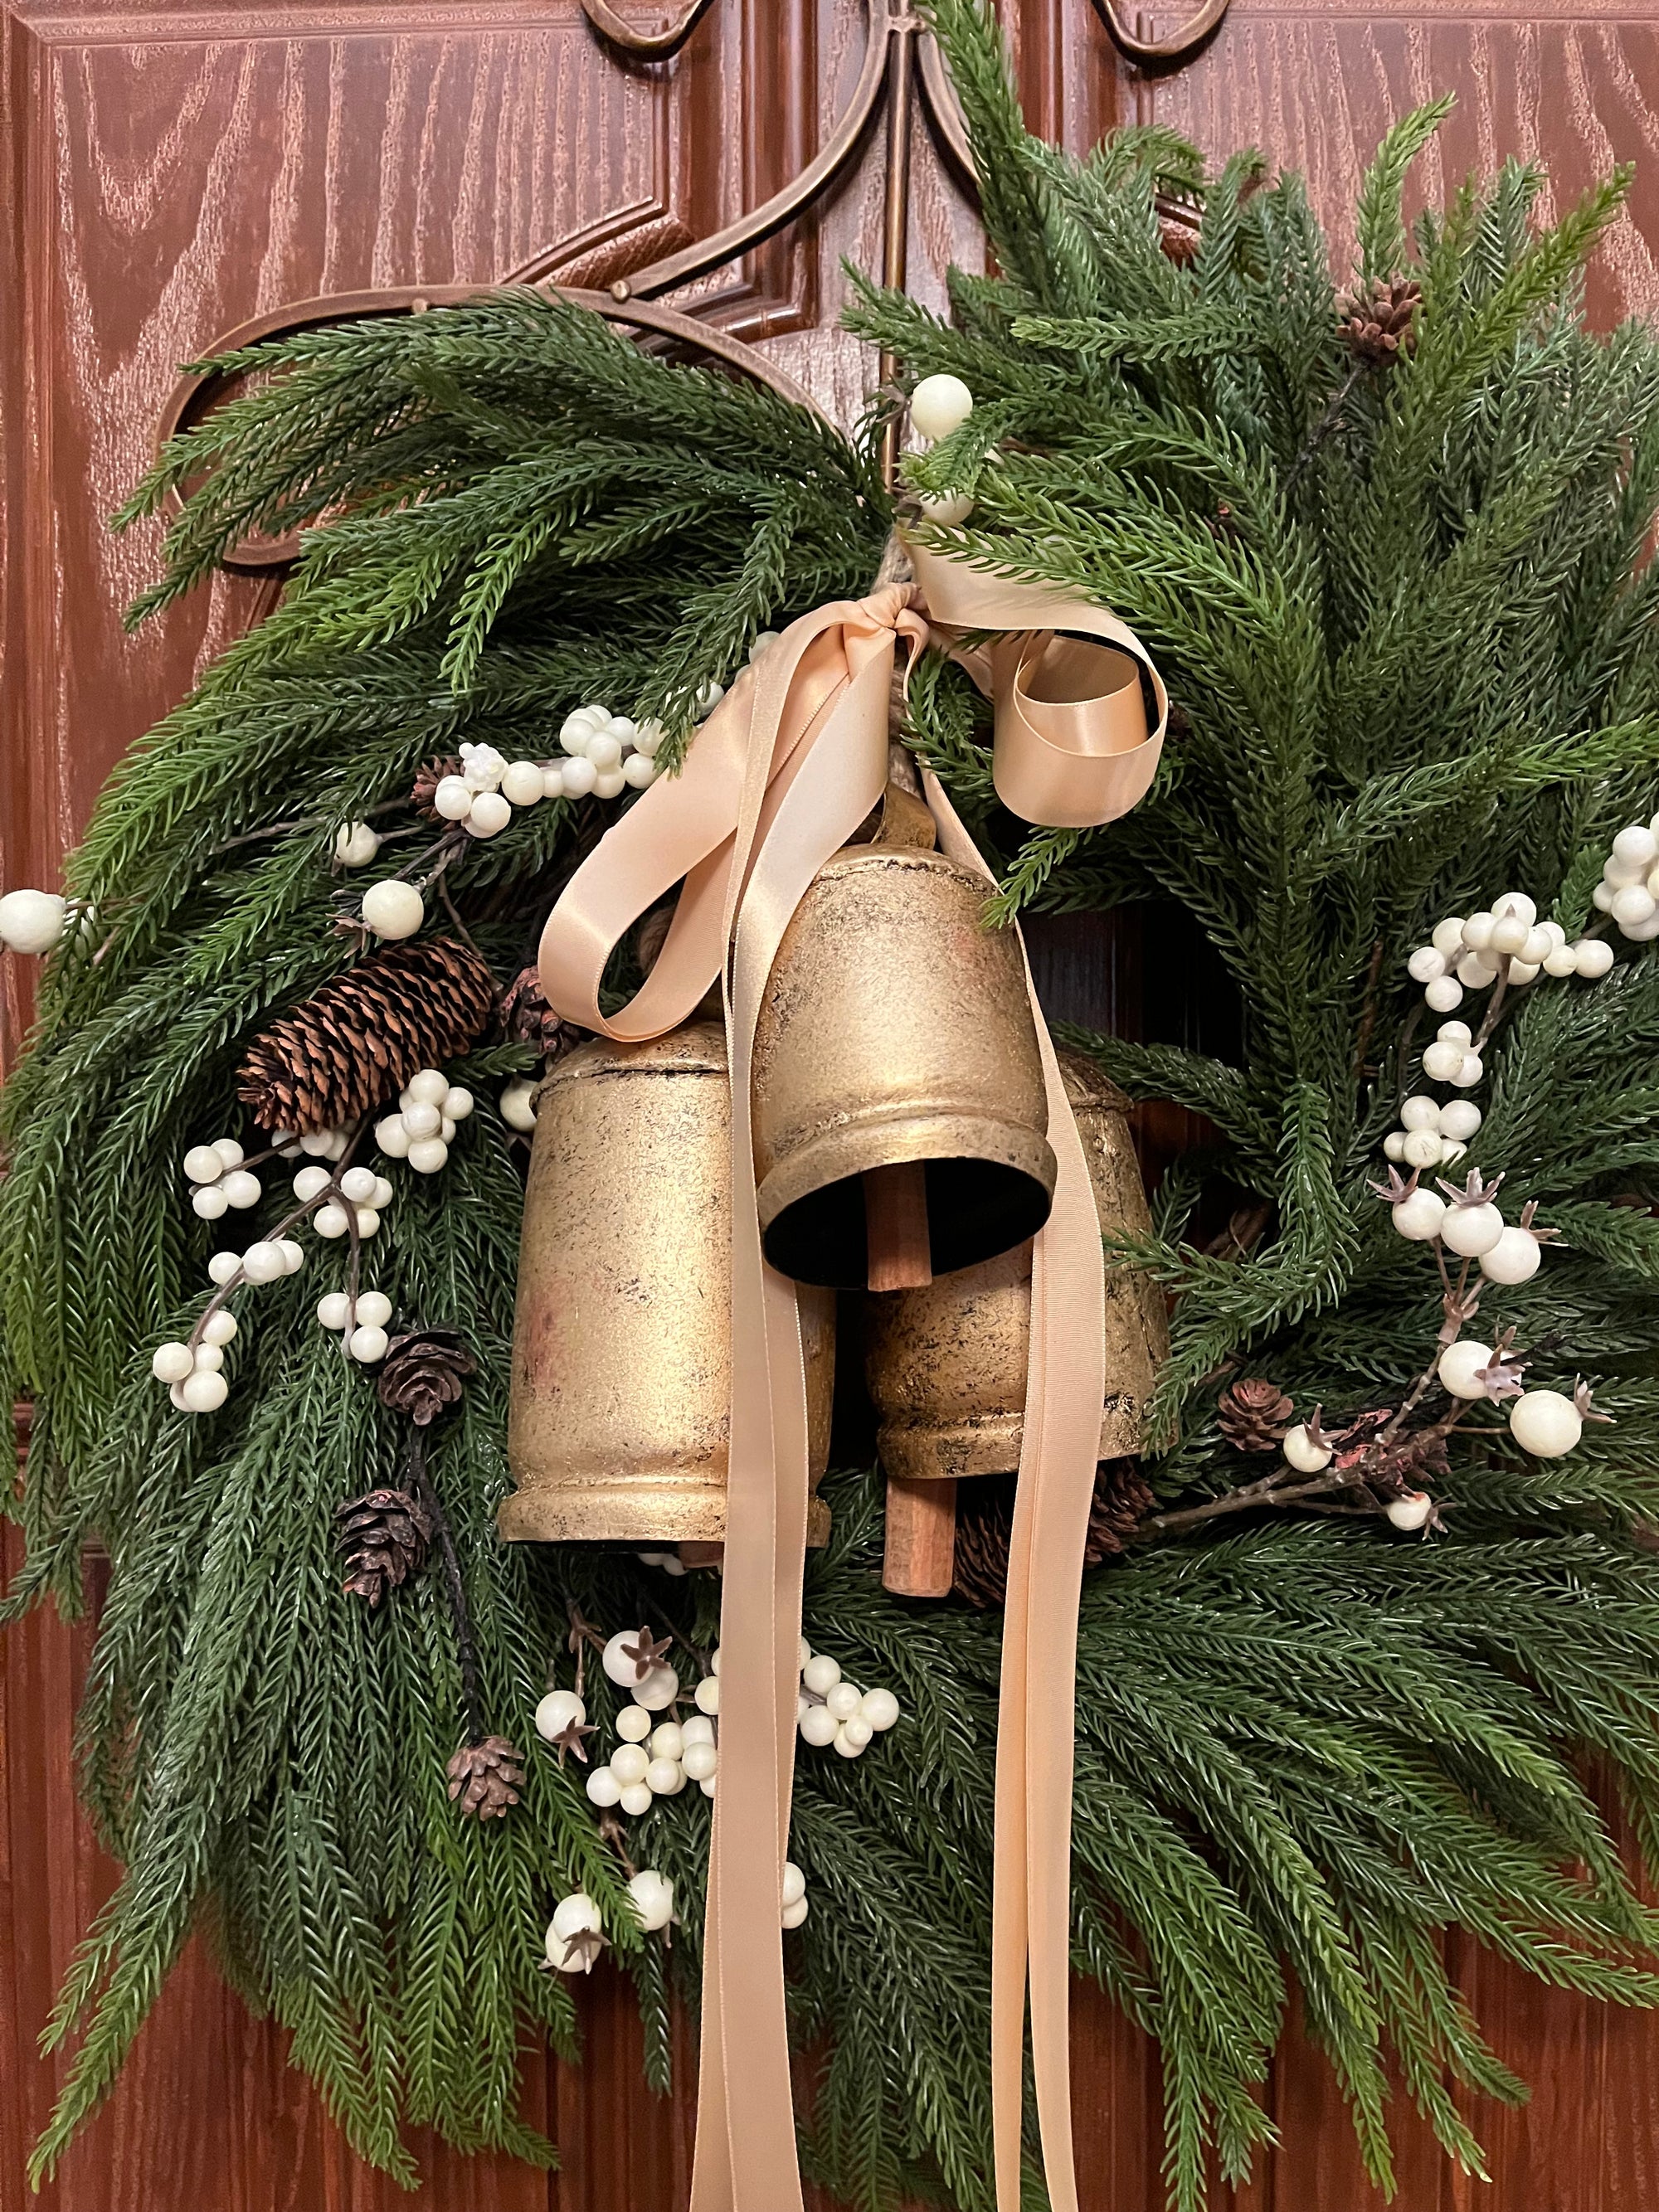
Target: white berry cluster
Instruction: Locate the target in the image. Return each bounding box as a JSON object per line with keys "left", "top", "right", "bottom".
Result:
{"left": 1373, "top": 1164, "right": 1549, "bottom": 1283}
{"left": 376, "top": 1068, "right": 474, "bottom": 1175}
{"left": 1436, "top": 1341, "right": 1598, "bottom": 1460}
{"left": 0, "top": 888, "right": 68, "bottom": 955}
{"left": 586, "top": 1708, "right": 718, "bottom": 1814}
{"left": 795, "top": 1643, "right": 901, "bottom": 1757}
{"left": 1382, "top": 1094, "right": 1481, "bottom": 1173}
{"left": 548, "top": 710, "right": 666, "bottom": 800}
{"left": 317, "top": 1287, "right": 395, "bottom": 1365}
{"left": 1591, "top": 817, "right": 1659, "bottom": 940}
{"left": 1418, "top": 1018, "right": 1485, "bottom": 1089}
{"left": 150, "top": 1309, "right": 243, "bottom": 1413}
{"left": 183, "top": 1136, "right": 266, "bottom": 1220}
{"left": 294, "top": 1159, "right": 395, "bottom": 1239}
{"left": 543, "top": 1866, "right": 680, "bottom": 1974}
{"left": 1405, "top": 895, "right": 1611, "bottom": 1014}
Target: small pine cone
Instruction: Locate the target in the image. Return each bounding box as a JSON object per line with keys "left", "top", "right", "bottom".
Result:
{"left": 951, "top": 1461, "right": 1152, "bottom": 1610}
{"left": 337, "top": 1485, "right": 435, "bottom": 1604}
{"left": 499, "top": 964, "right": 568, "bottom": 1058}
{"left": 446, "top": 1736, "right": 524, "bottom": 1820}
{"left": 413, "top": 756, "right": 463, "bottom": 819}
{"left": 1340, "top": 278, "right": 1422, "bottom": 366}
{"left": 377, "top": 1326, "right": 477, "bottom": 1426}
{"left": 237, "top": 938, "right": 495, "bottom": 1134}
{"left": 1086, "top": 1458, "right": 1155, "bottom": 1563}
{"left": 1218, "top": 1378, "right": 1293, "bottom": 1453}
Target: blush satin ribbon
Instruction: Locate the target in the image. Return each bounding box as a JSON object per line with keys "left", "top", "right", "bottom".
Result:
{"left": 536, "top": 552, "right": 1165, "bottom": 2212}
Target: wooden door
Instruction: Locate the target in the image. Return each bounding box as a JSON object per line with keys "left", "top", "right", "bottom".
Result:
{"left": 4, "top": 0, "right": 1659, "bottom": 2205}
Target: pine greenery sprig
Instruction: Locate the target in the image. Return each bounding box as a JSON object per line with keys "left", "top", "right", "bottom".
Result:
{"left": 7, "top": 6, "right": 1659, "bottom": 2208}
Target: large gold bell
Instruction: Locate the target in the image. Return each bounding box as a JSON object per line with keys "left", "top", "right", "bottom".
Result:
{"left": 863, "top": 1053, "right": 1168, "bottom": 1591}
{"left": 501, "top": 1020, "right": 834, "bottom": 1547}
{"left": 752, "top": 829, "right": 1056, "bottom": 1289}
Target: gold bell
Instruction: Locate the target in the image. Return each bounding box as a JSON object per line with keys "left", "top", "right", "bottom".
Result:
{"left": 751, "top": 790, "right": 1056, "bottom": 1290}
{"left": 500, "top": 1019, "right": 834, "bottom": 1549}
{"left": 863, "top": 1053, "right": 1168, "bottom": 1594}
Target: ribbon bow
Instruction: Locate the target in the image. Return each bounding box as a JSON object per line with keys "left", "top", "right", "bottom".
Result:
{"left": 537, "top": 552, "right": 1165, "bottom": 2212}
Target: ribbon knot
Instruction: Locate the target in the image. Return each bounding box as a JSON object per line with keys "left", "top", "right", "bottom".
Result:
{"left": 537, "top": 552, "right": 1164, "bottom": 2212}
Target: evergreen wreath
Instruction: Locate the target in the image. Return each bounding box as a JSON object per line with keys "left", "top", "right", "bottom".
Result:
{"left": 7, "top": 3, "right": 1659, "bottom": 2205}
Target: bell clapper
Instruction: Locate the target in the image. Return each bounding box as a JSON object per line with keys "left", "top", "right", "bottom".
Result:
{"left": 882, "top": 1473, "right": 957, "bottom": 1597}
{"left": 864, "top": 1161, "right": 932, "bottom": 1291}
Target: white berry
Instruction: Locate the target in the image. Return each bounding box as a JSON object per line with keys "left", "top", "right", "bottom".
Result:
{"left": 1400, "top": 1098, "right": 1442, "bottom": 1133}
{"left": 1573, "top": 938, "right": 1614, "bottom": 979}
{"left": 1480, "top": 1226, "right": 1542, "bottom": 1284}
{"left": 406, "top": 1138, "right": 449, "bottom": 1174}
{"left": 0, "top": 888, "right": 67, "bottom": 955}
{"left": 623, "top": 756, "right": 657, "bottom": 789}
{"left": 542, "top": 762, "right": 567, "bottom": 800}
{"left": 501, "top": 761, "right": 545, "bottom": 807}
{"left": 219, "top": 1169, "right": 260, "bottom": 1209}
{"left": 1460, "top": 912, "right": 1496, "bottom": 950}
{"left": 801, "top": 1653, "right": 841, "bottom": 1696}
{"left": 799, "top": 1704, "right": 839, "bottom": 1748}
{"left": 433, "top": 776, "right": 474, "bottom": 822}
{"left": 348, "top": 1325, "right": 389, "bottom": 1364}
{"left": 1383, "top": 1132, "right": 1407, "bottom": 1162}
{"left": 241, "top": 1242, "right": 285, "bottom": 1283}
{"left": 562, "top": 757, "right": 598, "bottom": 798}
{"left": 645, "top": 1757, "right": 684, "bottom": 1795}
{"left": 586, "top": 1767, "right": 622, "bottom": 1807}
{"left": 1438, "top": 1100, "right": 1481, "bottom": 1141}
{"left": 293, "top": 1164, "right": 333, "bottom": 1202}
{"left": 317, "top": 1293, "right": 352, "bottom": 1330}
{"left": 1452, "top": 1054, "right": 1484, "bottom": 1088}
{"left": 208, "top": 1250, "right": 242, "bottom": 1286}
{"left": 1421, "top": 1041, "right": 1465, "bottom": 1082}
{"left": 1453, "top": 951, "right": 1497, "bottom": 989}
{"left": 635, "top": 1664, "right": 679, "bottom": 1711}
{"left": 464, "top": 790, "right": 511, "bottom": 839}
{"left": 694, "top": 1676, "right": 720, "bottom": 1716}
{"left": 825, "top": 1680, "right": 862, "bottom": 1721}
{"left": 152, "top": 1341, "right": 195, "bottom": 1383}
{"left": 910, "top": 373, "right": 974, "bottom": 440}
{"left": 618, "top": 1782, "right": 654, "bottom": 1816}
{"left": 1490, "top": 912, "right": 1530, "bottom": 956}
{"left": 1402, "top": 1130, "right": 1443, "bottom": 1169}
{"left": 183, "top": 1144, "right": 224, "bottom": 1184}
{"left": 1282, "top": 1422, "right": 1332, "bottom": 1473}
{"left": 1440, "top": 1203, "right": 1504, "bottom": 1257}
{"left": 334, "top": 821, "right": 382, "bottom": 868}
{"left": 180, "top": 1368, "right": 228, "bottom": 1412}
{"left": 681, "top": 1739, "right": 718, "bottom": 1782}
{"left": 192, "top": 1184, "right": 229, "bottom": 1220}
{"left": 1431, "top": 918, "right": 1467, "bottom": 955}
{"left": 627, "top": 1869, "right": 675, "bottom": 1932}
{"left": 1386, "top": 1492, "right": 1433, "bottom": 1531}
{"left": 314, "top": 1203, "right": 350, "bottom": 1238}
{"left": 1438, "top": 1339, "right": 1494, "bottom": 1399}
{"left": 860, "top": 1687, "right": 899, "bottom": 1730}
{"left": 560, "top": 711, "right": 598, "bottom": 755}
{"left": 1407, "top": 946, "right": 1446, "bottom": 983}
{"left": 1508, "top": 1388, "right": 1583, "bottom": 1457}
{"left": 609, "top": 1743, "right": 650, "bottom": 1787}
{"left": 1613, "top": 824, "right": 1658, "bottom": 871}
{"left": 1423, "top": 975, "right": 1464, "bottom": 1014}
{"left": 1391, "top": 1189, "right": 1446, "bottom": 1242}
{"left": 361, "top": 880, "right": 424, "bottom": 939}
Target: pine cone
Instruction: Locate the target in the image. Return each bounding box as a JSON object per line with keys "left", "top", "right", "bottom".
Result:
{"left": 413, "top": 756, "right": 463, "bottom": 819}
{"left": 1158, "top": 216, "right": 1200, "bottom": 265}
{"left": 446, "top": 1736, "right": 524, "bottom": 1820}
{"left": 1218, "top": 1378, "right": 1293, "bottom": 1453}
{"left": 377, "top": 1326, "right": 476, "bottom": 1426}
{"left": 500, "top": 964, "right": 568, "bottom": 1057}
{"left": 237, "top": 939, "right": 496, "bottom": 1134}
{"left": 1340, "top": 278, "right": 1422, "bottom": 365}
{"left": 951, "top": 1460, "right": 1154, "bottom": 1610}
{"left": 336, "top": 1485, "right": 435, "bottom": 1604}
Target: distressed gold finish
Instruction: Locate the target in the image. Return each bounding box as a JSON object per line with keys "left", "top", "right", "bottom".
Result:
{"left": 863, "top": 1054, "right": 1168, "bottom": 1479}
{"left": 752, "top": 847, "right": 1056, "bottom": 1286}
{"left": 501, "top": 1020, "right": 834, "bottom": 1545}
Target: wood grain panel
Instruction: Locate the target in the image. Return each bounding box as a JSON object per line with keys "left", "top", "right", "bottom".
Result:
{"left": 1139, "top": 10, "right": 1659, "bottom": 327}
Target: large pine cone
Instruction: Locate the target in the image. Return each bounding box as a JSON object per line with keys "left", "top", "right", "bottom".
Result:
{"left": 1340, "top": 278, "right": 1422, "bottom": 365}
{"left": 238, "top": 939, "right": 495, "bottom": 1134}
{"left": 446, "top": 1736, "right": 524, "bottom": 1820}
{"left": 1217, "top": 1378, "right": 1293, "bottom": 1453}
{"left": 337, "top": 1485, "right": 435, "bottom": 1604}
{"left": 377, "top": 1326, "right": 476, "bottom": 1426}
{"left": 952, "top": 1460, "right": 1155, "bottom": 1611}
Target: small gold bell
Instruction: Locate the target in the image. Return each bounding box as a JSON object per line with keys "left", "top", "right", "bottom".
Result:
{"left": 863, "top": 1053, "right": 1168, "bottom": 1594}
{"left": 501, "top": 1019, "right": 834, "bottom": 1548}
{"left": 751, "top": 800, "right": 1056, "bottom": 1290}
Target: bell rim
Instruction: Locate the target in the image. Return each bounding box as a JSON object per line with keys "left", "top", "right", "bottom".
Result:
{"left": 876, "top": 1411, "right": 1026, "bottom": 1484}
{"left": 757, "top": 1116, "right": 1058, "bottom": 1286}
{"left": 499, "top": 1487, "right": 831, "bottom": 1547}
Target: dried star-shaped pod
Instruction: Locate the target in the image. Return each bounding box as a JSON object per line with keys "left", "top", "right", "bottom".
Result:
{"left": 1472, "top": 1352, "right": 1526, "bottom": 1402}
{"left": 1518, "top": 1199, "right": 1560, "bottom": 1244}
{"left": 1435, "top": 1167, "right": 1506, "bottom": 1208}
{"left": 555, "top": 1927, "right": 607, "bottom": 1975}
{"left": 620, "top": 1626, "right": 674, "bottom": 1680}
{"left": 1574, "top": 1378, "right": 1614, "bottom": 1425}
{"left": 548, "top": 1717, "right": 598, "bottom": 1767}
{"left": 1368, "top": 1164, "right": 1420, "bottom": 1206}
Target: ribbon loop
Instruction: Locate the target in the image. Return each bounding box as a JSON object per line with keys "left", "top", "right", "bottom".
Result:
{"left": 535, "top": 549, "right": 1160, "bottom": 2212}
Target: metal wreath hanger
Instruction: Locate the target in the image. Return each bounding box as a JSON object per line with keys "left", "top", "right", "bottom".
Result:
{"left": 155, "top": 0, "right": 1227, "bottom": 557}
